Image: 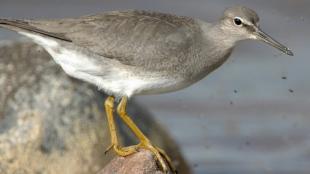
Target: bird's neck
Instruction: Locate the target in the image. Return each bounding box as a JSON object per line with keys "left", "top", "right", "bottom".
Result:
{"left": 185, "top": 19, "right": 235, "bottom": 80}
{"left": 202, "top": 21, "right": 237, "bottom": 49}
{"left": 196, "top": 20, "right": 235, "bottom": 62}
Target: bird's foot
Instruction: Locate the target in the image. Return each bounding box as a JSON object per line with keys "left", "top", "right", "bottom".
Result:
{"left": 104, "top": 96, "right": 177, "bottom": 173}
{"left": 105, "top": 141, "right": 176, "bottom": 174}
{"left": 105, "top": 144, "right": 139, "bottom": 156}
{"left": 139, "top": 140, "right": 177, "bottom": 174}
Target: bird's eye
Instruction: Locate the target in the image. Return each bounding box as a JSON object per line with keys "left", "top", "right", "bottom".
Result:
{"left": 233, "top": 17, "right": 243, "bottom": 26}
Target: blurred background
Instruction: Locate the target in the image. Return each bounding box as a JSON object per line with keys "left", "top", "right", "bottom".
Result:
{"left": 0, "top": 0, "right": 309, "bottom": 173}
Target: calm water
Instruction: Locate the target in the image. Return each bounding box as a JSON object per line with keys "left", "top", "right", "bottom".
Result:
{"left": 0, "top": 0, "right": 309, "bottom": 173}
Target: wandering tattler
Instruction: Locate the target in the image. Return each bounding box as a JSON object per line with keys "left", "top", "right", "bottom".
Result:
{"left": 0, "top": 6, "right": 293, "bottom": 173}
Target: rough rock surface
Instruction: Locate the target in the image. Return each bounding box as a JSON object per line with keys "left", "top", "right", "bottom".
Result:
{"left": 0, "top": 41, "right": 191, "bottom": 174}
{"left": 0, "top": 41, "right": 113, "bottom": 174}
{"left": 98, "top": 150, "right": 163, "bottom": 174}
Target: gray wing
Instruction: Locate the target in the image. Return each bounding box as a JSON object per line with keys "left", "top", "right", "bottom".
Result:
{"left": 24, "top": 10, "right": 202, "bottom": 70}
{"left": 0, "top": 19, "right": 71, "bottom": 41}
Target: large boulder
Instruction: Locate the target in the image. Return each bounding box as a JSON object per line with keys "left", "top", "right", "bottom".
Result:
{"left": 0, "top": 41, "right": 190, "bottom": 174}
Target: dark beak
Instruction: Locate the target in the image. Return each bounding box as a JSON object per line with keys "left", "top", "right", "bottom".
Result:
{"left": 254, "top": 28, "right": 294, "bottom": 56}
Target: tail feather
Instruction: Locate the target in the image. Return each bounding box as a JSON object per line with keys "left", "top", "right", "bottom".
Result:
{"left": 0, "top": 18, "right": 72, "bottom": 42}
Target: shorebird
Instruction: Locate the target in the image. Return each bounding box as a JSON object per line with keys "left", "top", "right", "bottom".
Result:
{"left": 0, "top": 6, "right": 293, "bottom": 173}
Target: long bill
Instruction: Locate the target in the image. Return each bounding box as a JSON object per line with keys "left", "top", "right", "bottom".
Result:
{"left": 254, "top": 28, "right": 294, "bottom": 56}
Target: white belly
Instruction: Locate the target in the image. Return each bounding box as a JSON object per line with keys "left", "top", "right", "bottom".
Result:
{"left": 19, "top": 32, "right": 188, "bottom": 97}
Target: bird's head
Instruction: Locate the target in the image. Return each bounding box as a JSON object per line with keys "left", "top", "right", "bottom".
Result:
{"left": 220, "top": 6, "right": 293, "bottom": 56}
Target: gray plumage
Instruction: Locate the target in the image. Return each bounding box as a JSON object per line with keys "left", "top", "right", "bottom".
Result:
{"left": 0, "top": 6, "right": 293, "bottom": 97}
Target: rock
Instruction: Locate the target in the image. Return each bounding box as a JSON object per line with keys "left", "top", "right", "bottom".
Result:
{"left": 97, "top": 150, "right": 163, "bottom": 174}
{"left": 0, "top": 41, "right": 191, "bottom": 174}
{"left": 0, "top": 40, "right": 113, "bottom": 174}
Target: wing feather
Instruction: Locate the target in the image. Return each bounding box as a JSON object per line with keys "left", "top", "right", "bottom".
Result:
{"left": 2, "top": 11, "right": 202, "bottom": 70}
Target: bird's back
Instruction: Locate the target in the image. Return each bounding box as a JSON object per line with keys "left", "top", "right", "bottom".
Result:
{"left": 23, "top": 10, "right": 203, "bottom": 71}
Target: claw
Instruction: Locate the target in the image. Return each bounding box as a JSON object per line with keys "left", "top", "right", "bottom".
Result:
{"left": 110, "top": 144, "right": 140, "bottom": 157}
{"left": 104, "top": 144, "right": 114, "bottom": 155}
{"left": 139, "top": 142, "right": 176, "bottom": 173}
{"left": 157, "top": 147, "right": 177, "bottom": 173}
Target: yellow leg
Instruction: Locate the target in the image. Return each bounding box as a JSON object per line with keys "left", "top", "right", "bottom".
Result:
{"left": 104, "top": 96, "right": 138, "bottom": 156}
{"left": 116, "top": 96, "right": 176, "bottom": 173}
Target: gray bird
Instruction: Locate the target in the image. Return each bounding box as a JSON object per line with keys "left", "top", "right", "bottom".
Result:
{"left": 0, "top": 6, "right": 293, "bottom": 173}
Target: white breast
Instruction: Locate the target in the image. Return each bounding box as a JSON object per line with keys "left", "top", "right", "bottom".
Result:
{"left": 18, "top": 32, "right": 182, "bottom": 97}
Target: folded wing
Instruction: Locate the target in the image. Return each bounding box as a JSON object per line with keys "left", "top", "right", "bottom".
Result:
{"left": 1, "top": 10, "right": 201, "bottom": 70}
